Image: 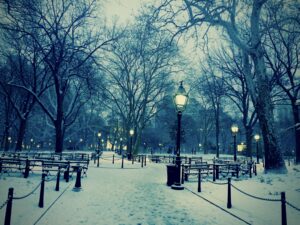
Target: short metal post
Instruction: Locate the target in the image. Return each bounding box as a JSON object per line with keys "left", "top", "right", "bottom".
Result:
{"left": 74, "top": 168, "right": 82, "bottom": 189}
{"left": 4, "top": 188, "right": 14, "bottom": 225}
{"left": 144, "top": 155, "right": 146, "bottom": 166}
{"left": 138, "top": 155, "right": 141, "bottom": 162}
{"left": 181, "top": 166, "right": 185, "bottom": 184}
{"left": 65, "top": 162, "right": 70, "bottom": 182}
{"left": 184, "top": 166, "right": 188, "bottom": 181}
{"left": 254, "top": 163, "right": 257, "bottom": 176}
{"left": 97, "top": 153, "right": 100, "bottom": 167}
{"left": 213, "top": 164, "right": 216, "bottom": 182}
{"left": 121, "top": 155, "right": 124, "bottom": 169}
{"left": 39, "top": 173, "right": 46, "bottom": 208}
{"left": 281, "top": 192, "right": 287, "bottom": 225}
{"left": 198, "top": 169, "right": 201, "bottom": 192}
{"left": 216, "top": 165, "right": 219, "bottom": 180}
{"left": 112, "top": 154, "right": 114, "bottom": 164}
{"left": 249, "top": 163, "right": 252, "bottom": 178}
{"left": 227, "top": 178, "right": 232, "bottom": 209}
{"left": 236, "top": 165, "right": 239, "bottom": 178}
{"left": 132, "top": 156, "right": 134, "bottom": 164}
{"left": 141, "top": 156, "right": 144, "bottom": 168}
{"left": 24, "top": 159, "right": 30, "bottom": 178}
{"left": 55, "top": 169, "right": 60, "bottom": 191}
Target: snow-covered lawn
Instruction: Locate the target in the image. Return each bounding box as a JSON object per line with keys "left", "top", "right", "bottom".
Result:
{"left": 0, "top": 152, "right": 299, "bottom": 225}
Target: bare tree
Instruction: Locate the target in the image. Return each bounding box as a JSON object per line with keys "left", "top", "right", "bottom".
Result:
{"left": 154, "top": 0, "right": 286, "bottom": 170}
{"left": 100, "top": 14, "right": 179, "bottom": 155}
{"left": 0, "top": 67, "right": 18, "bottom": 151}
{"left": 194, "top": 65, "right": 226, "bottom": 158}
{"left": 1, "top": 0, "right": 117, "bottom": 152}
{"left": 0, "top": 28, "right": 53, "bottom": 151}
{"left": 210, "top": 45, "right": 258, "bottom": 159}
{"left": 263, "top": 2, "right": 300, "bottom": 163}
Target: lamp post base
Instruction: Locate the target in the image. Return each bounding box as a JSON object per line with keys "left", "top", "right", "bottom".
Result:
{"left": 171, "top": 183, "right": 184, "bottom": 190}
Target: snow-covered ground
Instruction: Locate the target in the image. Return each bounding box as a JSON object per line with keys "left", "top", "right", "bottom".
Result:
{"left": 0, "top": 151, "right": 299, "bottom": 225}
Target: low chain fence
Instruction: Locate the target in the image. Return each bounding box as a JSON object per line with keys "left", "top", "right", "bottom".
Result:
{"left": 93, "top": 154, "right": 147, "bottom": 169}
{"left": 190, "top": 170, "right": 300, "bottom": 225}
{"left": 1, "top": 167, "right": 84, "bottom": 225}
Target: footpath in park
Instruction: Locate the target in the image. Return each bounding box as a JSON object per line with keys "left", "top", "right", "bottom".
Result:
{"left": 0, "top": 151, "right": 300, "bottom": 225}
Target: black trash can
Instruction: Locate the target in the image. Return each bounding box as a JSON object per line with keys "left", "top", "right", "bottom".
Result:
{"left": 166, "top": 164, "right": 177, "bottom": 186}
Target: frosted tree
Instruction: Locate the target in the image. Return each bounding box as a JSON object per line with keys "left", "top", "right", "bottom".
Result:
{"left": 263, "top": 2, "right": 300, "bottom": 163}
{"left": 100, "top": 14, "right": 179, "bottom": 155}
{"left": 154, "top": 0, "right": 287, "bottom": 170}
{"left": 208, "top": 45, "right": 258, "bottom": 158}
{"left": 1, "top": 0, "right": 117, "bottom": 152}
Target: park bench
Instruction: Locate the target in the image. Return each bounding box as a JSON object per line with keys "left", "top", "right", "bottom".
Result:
{"left": 68, "top": 159, "right": 89, "bottom": 176}
{"left": 149, "top": 155, "right": 176, "bottom": 163}
{"left": 239, "top": 161, "right": 254, "bottom": 177}
{"left": 184, "top": 156, "right": 203, "bottom": 165}
{"left": 41, "top": 160, "right": 70, "bottom": 177}
{"left": 0, "top": 158, "right": 24, "bottom": 174}
{"left": 183, "top": 162, "right": 210, "bottom": 181}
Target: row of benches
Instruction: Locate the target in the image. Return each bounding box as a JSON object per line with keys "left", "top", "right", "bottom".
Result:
{"left": 0, "top": 151, "right": 90, "bottom": 161}
{"left": 0, "top": 157, "right": 89, "bottom": 178}
{"left": 182, "top": 161, "right": 256, "bottom": 182}
{"left": 149, "top": 155, "right": 203, "bottom": 164}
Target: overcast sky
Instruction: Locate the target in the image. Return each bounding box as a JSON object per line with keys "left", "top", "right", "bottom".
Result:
{"left": 103, "top": 0, "right": 144, "bottom": 25}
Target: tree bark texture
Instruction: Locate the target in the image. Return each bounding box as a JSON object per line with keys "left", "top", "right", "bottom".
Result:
{"left": 15, "top": 119, "right": 27, "bottom": 151}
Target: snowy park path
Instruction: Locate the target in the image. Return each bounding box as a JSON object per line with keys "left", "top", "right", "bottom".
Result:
{"left": 1, "top": 152, "right": 300, "bottom": 225}
{"left": 34, "top": 152, "right": 243, "bottom": 225}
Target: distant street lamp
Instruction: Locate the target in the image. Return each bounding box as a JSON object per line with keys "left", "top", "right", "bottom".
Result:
{"left": 8, "top": 137, "right": 12, "bottom": 150}
{"left": 254, "top": 134, "right": 260, "bottom": 163}
{"left": 172, "top": 81, "right": 188, "bottom": 190}
{"left": 101, "top": 139, "right": 104, "bottom": 151}
{"left": 97, "top": 132, "right": 101, "bottom": 167}
{"left": 231, "top": 124, "right": 239, "bottom": 161}
{"left": 119, "top": 138, "right": 123, "bottom": 155}
{"left": 198, "top": 143, "right": 202, "bottom": 153}
{"left": 128, "top": 129, "right": 134, "bottom": 160}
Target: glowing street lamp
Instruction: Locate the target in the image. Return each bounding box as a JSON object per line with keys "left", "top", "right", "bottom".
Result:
{"left": 97, "top": 132, "right": 101, "bottom": 167}
{"left": 119, "top": 138, "right": 123, "bottom": 155}
{"left": 128, "top": 129, "right": 134, "bottom": 160}
{"left": 172, "top": 81, "right": 188, "bottom": 190}
{"left": 231, "top": 124, "right": 239, "bottom": 161}
{"left": 254, "top": 134, "right": 260, "bottom": 163}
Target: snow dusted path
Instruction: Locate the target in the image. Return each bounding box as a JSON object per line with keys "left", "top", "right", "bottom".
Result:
{"left": 1, "top": 151, "right": 300, "bottom": 225}
{"left": 35, "top": 152, "right": 242, "bottom": 225}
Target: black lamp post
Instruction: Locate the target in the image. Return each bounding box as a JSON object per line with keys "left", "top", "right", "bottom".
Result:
{"left": 119, "top": 138, "right": 123, "bottom": 155}
{"left": 97, "top": 132, "right": 101, "bottom": 167}
{"left": 231, "top": 124, "right": 239, "bottom": 161}
{"left": 128, "top": 129, "right": 134, "bottom": 160}
{"left": 254, "top": 134, "right": 260, "bottom": 163}
{"left": 172, "top": 81, "right": 188, "bottom": 190}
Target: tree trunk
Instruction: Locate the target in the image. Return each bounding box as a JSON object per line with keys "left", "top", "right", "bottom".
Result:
{"left": 249, "top": 3, "right": 285, "bottom": 170}
{"left": 55, "top": 122, "right": 64, "bottom": 153}
{"left": 55, "top": 107, "right": 64, "bottom": 153}
{"left": 292, "top": 104, "right": 300, "bottom": 164}
{"left": 245, "top": 126, "right": 253, "bottom": 158}
{"left": 215, "top": 117, "right": 220, "bottom": 158}
{"left": 252, "top": 54, "right": 285, "bottom": 170}
{"left": 203, "top": 137, "right": 208, "bottom": 154}
{"left": 15, "top": 119, "right": 27, "bottom": 151}
{"left": 3, "top": 121, "right": 10, "bottom": 151}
